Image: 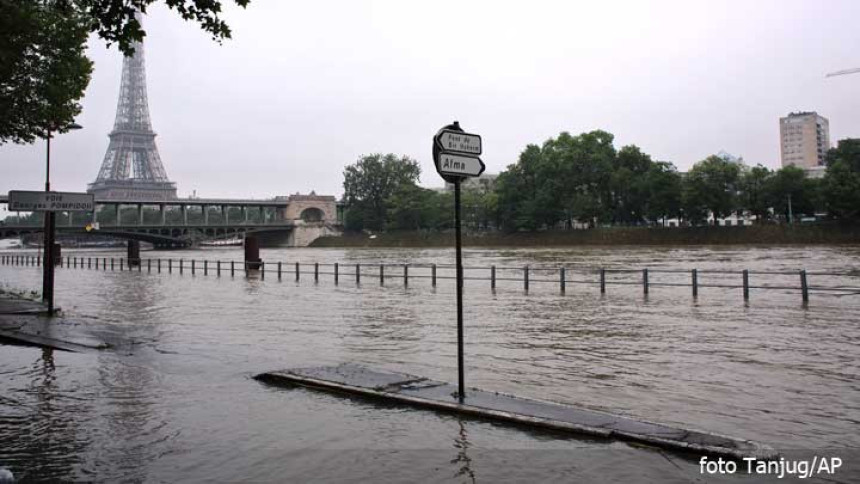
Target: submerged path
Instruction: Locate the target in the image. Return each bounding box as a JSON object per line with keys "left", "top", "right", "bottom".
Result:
{"left": 256, "top": 363, "right": 778, "bottom": 461}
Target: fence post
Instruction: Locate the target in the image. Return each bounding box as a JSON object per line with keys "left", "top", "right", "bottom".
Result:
{"left": 800, "top": 270, "right": 809, "bottom": 303}
{"left": 560, "top": 267, "right": 566, "bottom": 293}
{"left": 88, "top": 257, "right": 92, "bottom": 269}
{"left": 643, "top": 268, "right": 649, "bottom": 295}
{"left": 169, "top": 259, "right": 172, "bottom": 274}
{"left": 204, "top": 260, "right": 208, "bottom": 276}
{"left": 314, "top": 263, "right": 319, "bottom": 282}
{"left": 191, "top": 259, "right": 195, "bottom": 275}
{"left": 217, "top": 260, "right": 221, "bottom": 277}
{"left": 334, "top": 262, "right": 339, "bottom": 285}
{"left": 111, "top": 258, "right": 114, "bottom": 270}
{"left": 356, "top": 263, "right": 361, "bottom": 284}
{"left": 295, "top": 262, "right": 300, "bottom": 281}
{"left": 179, "top": 259, "right": 183, "bottom": 275}
{"left": 600, "top": 268, "right": 606, "bottom": 294}
{"left": 742, "top": 270, "right": 749, "bottom": 301}
{"left": 432, "top": 264, "right": 437, "bottom": 287}
{"left": 404, "top": 265, "right": 408, "bottom": 287}
{"left": 692, "top": 269, "right": 698, "bottom": 297}
{"left": 524, "top": 266, "right": 529, "bottom": 291}
{"left": 95, "top": 258, "right": 98, "bottom": 270}
{"left": 138, "top": 258, "right": 142, "bottom": 272}
{"left": 148, "top": 259, "right": 151, "bottom": 273}
{"left": 120, "top": 258, "right": 124, "bottom": 271}
{"left": 491, "top": 265, "right": 496, "bottom": 289}
{"left": 380, "top": 264, "right": 384, "bottom": 286}
{"left": 231, "top": 260, "right": 235, "bottom": 277}
{"left": 261, "top": 262, "right": 265, "bottom": 280}
{"left": 278, "top": 261, "right": 282, "bottom": 280}
{"left": 73, "top": 257, "right": 77, "bottom": 268}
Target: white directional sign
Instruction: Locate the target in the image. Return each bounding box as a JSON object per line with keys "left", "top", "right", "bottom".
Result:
{"left": 437, "top": 152, "right": 485, "bottom": 177}
{"left": 8, "top": 191, "right": 95, "bottom": 212}
{"left": 436, "top": 129, "right": 482, "bottom": 155}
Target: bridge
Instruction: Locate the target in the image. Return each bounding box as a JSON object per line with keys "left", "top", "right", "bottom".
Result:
{"left": 0, "top": 193, "right": 344, "bottom": 248}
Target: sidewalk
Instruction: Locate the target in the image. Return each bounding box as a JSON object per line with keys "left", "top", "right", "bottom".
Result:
{"left": 0, "top": 294, "right": 108, "bottom": 352}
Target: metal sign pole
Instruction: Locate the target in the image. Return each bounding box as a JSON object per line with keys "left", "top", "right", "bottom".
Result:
{"left": 454, "top": 178, "right": 465, "bottom": 403}
{"left": 433, "top": 120, "right": 484, "bottom": 404}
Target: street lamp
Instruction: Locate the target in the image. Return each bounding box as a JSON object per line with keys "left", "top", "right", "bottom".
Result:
{"left": 42, "top": 122, "right": 83, "bottom": 316}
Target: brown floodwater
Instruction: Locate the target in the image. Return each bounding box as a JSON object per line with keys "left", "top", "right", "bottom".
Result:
{"left": 1, "top": 245, "right": 858, "bottom": 482}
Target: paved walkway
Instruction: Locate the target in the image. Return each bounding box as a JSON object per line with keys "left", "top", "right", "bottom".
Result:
{"left": 256, "top": 363, "right": 778, "bottom": 461}
{"left": 0, "top": 294, "right": 107, "bottom": 352}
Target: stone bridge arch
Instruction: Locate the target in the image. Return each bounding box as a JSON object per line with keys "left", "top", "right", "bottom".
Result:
{"left": 279, "top": 193, "right": 337, "bottom": 224}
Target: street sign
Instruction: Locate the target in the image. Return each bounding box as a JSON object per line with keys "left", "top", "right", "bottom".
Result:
{"left": 433, "top": 122, "right": 486, "bottom": 183}
{"left": 436, "top": 152, "right": 485, "bottom": 178}
{"left": 8, "top": 191, "right": 94, "bottom": 212}
{"left": 436, "top": 129, "right": 482, "bottom": 155}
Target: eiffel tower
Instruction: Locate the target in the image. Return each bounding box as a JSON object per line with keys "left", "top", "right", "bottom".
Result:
{"left": 88, "top": 36, "right": 177, "bottom": 201}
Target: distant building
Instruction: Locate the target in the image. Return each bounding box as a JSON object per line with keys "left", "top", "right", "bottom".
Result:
{"left": 780, "top": 111, "right": 830, "bottom": 170}
{"left": 715, "top": 150, "right": 746, "bottom": 166}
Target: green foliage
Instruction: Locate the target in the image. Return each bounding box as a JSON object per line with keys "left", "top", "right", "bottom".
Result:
{"left": 768, "top": 165, "right": 819, "bottom": 220}
{"left": 644, "top": 162, "right": 682, "bottom": 224}
{"left": 0, "top": 0, "right": 93, "bottom": 144}
{"left": 0, "top": 0, "right": 248, "bottom": 145}
{"left": 343, "top": 153, "right": 421, "bottom": 231}
{"left": 682, "top": 155, "right": 741, "bottom": 223}
{"left": 823, "top": 139, "right": 860, "bottom": 219}
{"left": 740, "top": 165, "right": 773, "bottom": 222}
{"left": 386, "top": 184, "right": 452, "bottom": 231}
{"left": 71, "top": 0, "right": 250, "bottom": 55}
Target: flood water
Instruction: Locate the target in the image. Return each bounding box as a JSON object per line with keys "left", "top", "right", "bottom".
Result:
{"left": 1, "top": 245, "right": 859, "bottom": 482}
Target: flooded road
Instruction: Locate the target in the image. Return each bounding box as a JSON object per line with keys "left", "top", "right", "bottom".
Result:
{"left": 1, "top": 245, "right": 859, "bottom": 482}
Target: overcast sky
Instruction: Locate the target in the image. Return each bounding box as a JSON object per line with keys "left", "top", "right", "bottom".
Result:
{"left": 2, "top": 0, "right": 859, "bottom": 210}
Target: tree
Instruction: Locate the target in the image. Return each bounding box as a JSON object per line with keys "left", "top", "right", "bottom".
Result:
{"left": 740, "top": 165, "right": 772, "bottom": 222}
{"left": 682, "top": 155, "right": 741, "bottom": 224}
{"left": 822, "top": 139, "right": 860, "bottom": 219}
{"left": 1, "top": 0, "right": 249, "bottom": 145}
{"left": 609, "top": 145, "right": 653, "bottom": 224}
{"left": 768, "top": 166, "right": 818, "bottom": 221}
{"left": 0, "top": 1, "right": 93, "bottom": 144}
{"left": 386, "top": 184, "right": 452, "bottom": 231}
{"left": 343, "top": 153, "right": 421, "bottom": 231}
{"left": 643, "top": 162, "right": 682, "bottom": 225}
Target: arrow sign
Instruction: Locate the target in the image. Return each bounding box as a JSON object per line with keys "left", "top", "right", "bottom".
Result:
{"left": 437, "top": 152, "right": 485, "bottom": 178}
{"left": 436, "top": 129, "right": 482, "bottom": 155}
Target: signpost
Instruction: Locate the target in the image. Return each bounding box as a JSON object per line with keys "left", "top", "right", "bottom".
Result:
{"left": 8, "top": 191, "right": 94, "bottom": 212}
{"left": 432, "top": 121, "right": 484, "bottom": 403}
{"left": 8, "top": 190, "right": 94, "bottom": 315}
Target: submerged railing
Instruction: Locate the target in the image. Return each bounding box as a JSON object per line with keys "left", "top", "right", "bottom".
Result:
{"left": 3, "top": 254, "right": 859, "bottom": 303}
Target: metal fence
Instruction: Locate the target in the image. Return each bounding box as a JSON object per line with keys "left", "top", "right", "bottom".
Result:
{"left": 4, "top": 253, "right": 860, "bottom": 303}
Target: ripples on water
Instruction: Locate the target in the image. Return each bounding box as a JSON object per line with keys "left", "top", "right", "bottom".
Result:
{"left": 1, "top": 245, "right": 859, "bottom": 482}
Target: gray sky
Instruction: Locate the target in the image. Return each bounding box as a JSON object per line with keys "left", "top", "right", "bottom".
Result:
{"left": 2, "top": 0, "right": 859, "bottom": 211}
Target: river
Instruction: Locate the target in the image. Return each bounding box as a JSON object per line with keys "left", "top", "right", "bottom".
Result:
{"left": 1, "top": 245, "right": 859, "bottom": 482}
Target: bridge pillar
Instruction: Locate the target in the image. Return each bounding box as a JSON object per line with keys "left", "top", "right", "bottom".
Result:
{"left": 222, "top": 206, "right": 228, "bottom": 224}
{"left": 259, "top": 206, "right": 264, "bottom": 224}
{"left": 243, "top": 206, "right": 249, "bottom": 223}
{"left": 182, "top": 205, "right": 188, "bottom": 225}
{"left": 160, "top": 204, "right": 166, "bottom": 225}
{"left": 138, "top": 204, "right": 144, "bottom": 225}
{"left": 115, "top": 204, "right": 122, "bottom": 226}
{"left": 203, "top": 205, "right": 209, "bottom": 225}
{"left": 244, "top": 235, "right": 262, "bottom": 270}
{"left": 127, "top": 240, "right": 141, "bottom": 267}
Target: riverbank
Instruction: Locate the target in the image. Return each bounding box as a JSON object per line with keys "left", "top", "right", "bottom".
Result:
{"left": 311, "top": 223, "right": 860, "bottom": 248}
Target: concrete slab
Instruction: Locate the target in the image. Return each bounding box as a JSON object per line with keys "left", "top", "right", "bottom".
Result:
{"left": 255, "top": 363, "right": 778, "bottom": 460}
{"left": 0, "top": 297, "right": 49, "bottom": 315}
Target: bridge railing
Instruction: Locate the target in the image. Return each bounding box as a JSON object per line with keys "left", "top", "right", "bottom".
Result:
{"left": 4, "top": 254, "right": 860, "bottom": 304}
